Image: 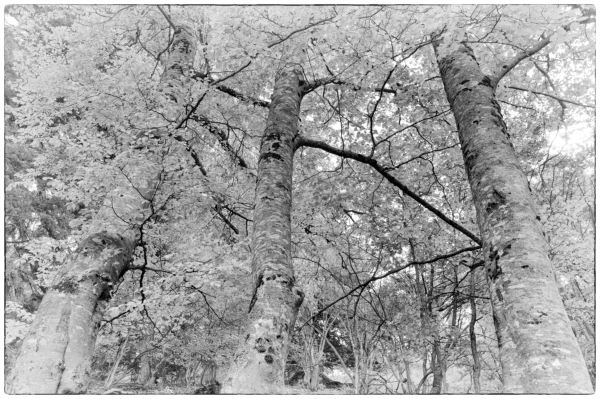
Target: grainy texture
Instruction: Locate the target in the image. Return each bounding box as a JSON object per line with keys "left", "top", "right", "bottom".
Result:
{"left": 6, "top": 24, "right": 196, "bottom": 394}
{"left": 222, "top": 68, "right": 304, "bottom": 393}
{"left": 434, "top": 34, "right": 593, "bottom": 393}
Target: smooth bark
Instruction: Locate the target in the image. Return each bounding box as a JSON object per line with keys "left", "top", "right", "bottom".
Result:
{"left": 222, "top": 67, "right": 305, "bottom": 393}
{"left": 7, "top": 24, "right": 197, "bottom": 394}
{"left": 6, "top": 167, "right": 155, "bottom": 394}
{"left": 434, "top": 34, "right": 593, "bottom": 393}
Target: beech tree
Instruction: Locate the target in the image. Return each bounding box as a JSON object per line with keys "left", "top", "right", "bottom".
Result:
{"left": 222, "top": 67, "right": 305, "bottom": 393}
{"left": 432, "top": 12, "right": 594, "bottom": 392}
{"left": 7, "top": 16, "right": 197, "bottom": 394}
{"left": 5, "top": 5, "right": 594, "bottom": 394}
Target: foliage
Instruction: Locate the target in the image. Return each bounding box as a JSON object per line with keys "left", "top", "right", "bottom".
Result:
{"left": 4, "top": 4, "right": 594, "bottom": 393}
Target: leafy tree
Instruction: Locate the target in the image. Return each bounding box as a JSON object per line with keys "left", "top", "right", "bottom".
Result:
{"left": 7, "top": 15, "right": 198, "bottom": 393}
{"left": 4, "top": 5, "right": 594, "bottom": 394}
{"left": 432, "top": 8, "right": 594, "bottom": 392}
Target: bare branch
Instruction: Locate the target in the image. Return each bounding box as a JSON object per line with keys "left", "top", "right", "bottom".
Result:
{"left": 156, "top": 6, "right": 176, "bottom": 31}
{"left": 377, "top": 109, "right": 451, "bottom": 146}
{"left": 6, "top": 239, "right": 30, "bottom": 244}
{"left": 266, "top": 15, "right": 336, "bottom": 49}
{"left": 214, "top": 205, "right": 240, "bottom": 234}
{"left": 507, "top": 85, "right": 594, "bottom": 109}
{"left": 303, "top": 77, "right": 397, "bottom": 96}
{"left": 213, "top": 84, "right": 270, "bottom": 108}
{"left": 492, "top": 36, "right": 551, "bottom": 87}
{"left": 368, "top": 68, "right": 396, "bottom": 156}
{"left": 211, "top": 60, "right": 252, "bottom": 86}
{"left": 296, "top": 136, "right": 482, "bottom": 245}
{"left": 533, "top": 61, "right": 566, "bottom": 118}
{"left": 175, "top": 92, "right": 207, "bottom": 129}
{"left": 191, "top": 115, "right": 250, "bottom": 169}
{"left": 304, "top": 245, "right": 481, "bottom": 326}
{"left": 209, "top": 16, "right": 334, "bottom": 86}
{"left": 491, "top": 17, "right": 597, "bottom": 86}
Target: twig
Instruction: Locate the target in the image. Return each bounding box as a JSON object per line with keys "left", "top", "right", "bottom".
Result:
{"left": 507, "top": 85, "right": 594, "bottom": 109}
{"left": 156, "top": 6, "right": 176, "bottom": 31}
{"left": 210, "top": 60, "right": 252, "bottom": 86}
{"left": 490, "top": 16, "right": 597, "bottom": 87}
{"left": 214, "top": 205, "right": 239, "bottom": 234}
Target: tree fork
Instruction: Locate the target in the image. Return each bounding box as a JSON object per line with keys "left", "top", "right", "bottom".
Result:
{"left": 434, "top": 34, "right": 593, "bottom": 393}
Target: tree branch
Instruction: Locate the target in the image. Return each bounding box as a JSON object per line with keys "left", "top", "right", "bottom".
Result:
{"left": 214, "top": 84, "right": 270, "bottom": 108}
{"left": 214, "top": 205, "right": 239, "bottom": 234}
{"left": 491, "top": 36, "right": 551, "bottom": 87}
{"left": 156, "top": 6, "right": 176, "bottom": 31}
{"left": 303, "top": 77, "right": 397, "bottom": 96}
{"left": 266, "top": 15, "right": 335, "bottom": 49}
{"left": 296, "top": 136, "right": 482, "bottom": 245}
{"left": 507, "top": 85, "right": 594, "bottom": 108}
{"left": 6, "top": 239, "right": 30, "bottom": 244}
{"left": 210, "top": 60, "right": 252, "bottom": 86}
{"left": 533, "top": 61, "right": 566, "bottom": 117}
{"left": 490, "top": 16, "right": 597, "bottom": 87}
{"left": 191, "top": 115, "right": 250, "bottom": 169}
{"left": 304, "top": 245, "right": 481, "bottom": 326}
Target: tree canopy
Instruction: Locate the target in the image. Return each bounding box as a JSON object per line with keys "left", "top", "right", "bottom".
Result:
{"left": 4, "top": 5, "right": 595, "bottom": 394}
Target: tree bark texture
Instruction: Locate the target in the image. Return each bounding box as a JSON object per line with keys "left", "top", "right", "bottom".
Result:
{"left": 222, "top": 67, "right": 305, "bottom": 393}
{"left": 434, "top": 35, "right": 593, "bottom": 393}
{"left": 6, "top": 25, "right": 196, "bottom": 394}
{"left": 6, "top": 170, "right": 154, "bottom": 394}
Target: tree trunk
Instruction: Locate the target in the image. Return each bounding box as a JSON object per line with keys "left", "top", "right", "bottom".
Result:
{"left": 139, "top": 352, "right": 153, "bottom": 386}
{"left": 410, "top": 239, "right": 432, "bottom": 394}
{"left": 221, "top": 67, "right": 305, "bottom": 393}
{"left": 323, "top": 334, "right": 354, "bottom": 383}
{"left": 6, "top": 191, "right": 149, "bottom": 394}
{"left": 185, "top": 359, "right": 201, "bottom": 388}
{"left": 105, "top": 330, "right": 130, "bottom": 390}
{"left": 354, "top": 350, "right": 360, "bottom": 395}
{"left": 139, "top": 330, "right": 156, "bottom": 387}
{"left": 403, "top": 359, "right": 415, "bottom": 393}
{"left": 430, "top": 341, "right": 443, "bottom": 394}
{"left": 6, "top": 24, "right": 197, "bottom": 394}
{"left": 469, "top": 273, "right": 482, "bottom": 393}
{"left": 199, "top": 359, "right": 218, "bottom": 386}
{"left": 434, "top": 35, "right": 593, "bottom": 393}
{"left": 309, "top": 363, "right": 320, "bottom": 391}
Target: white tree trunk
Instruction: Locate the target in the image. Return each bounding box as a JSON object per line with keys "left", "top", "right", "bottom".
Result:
{"left": 434, "top": 33, "right": 593, "bottom": 393}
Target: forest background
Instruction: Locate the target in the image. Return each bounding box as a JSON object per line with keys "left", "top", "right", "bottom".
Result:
{"left": 3, "top": 4, "right": 596, "bottom": 394}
